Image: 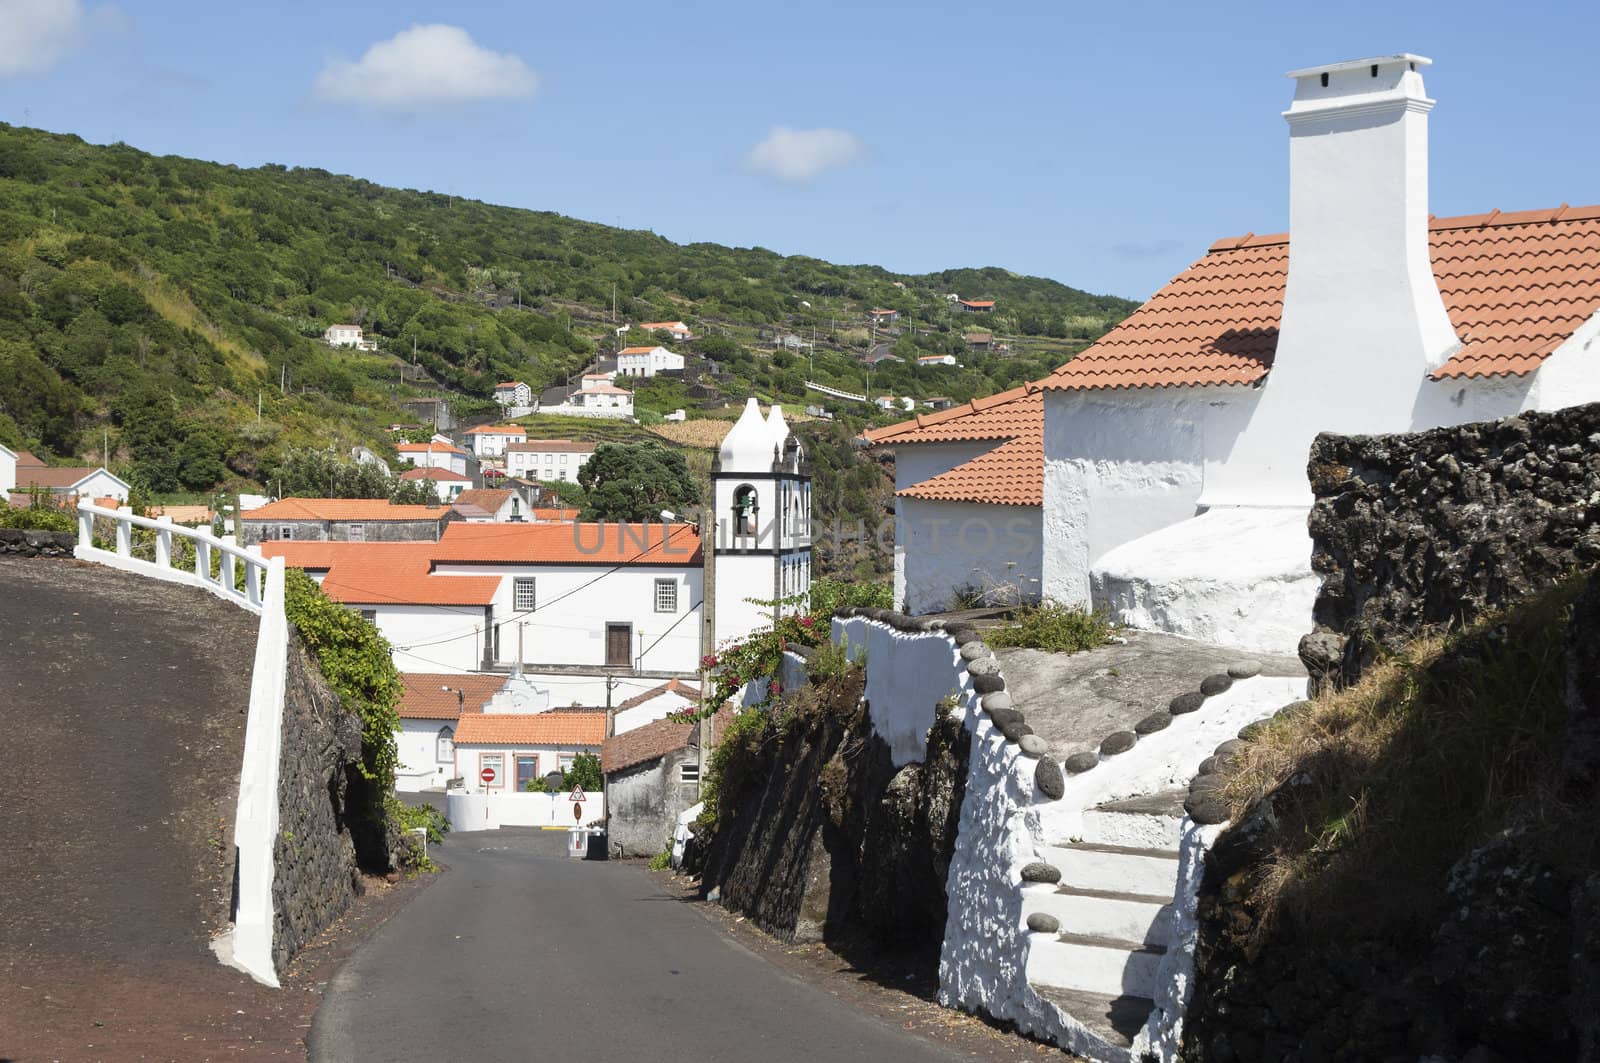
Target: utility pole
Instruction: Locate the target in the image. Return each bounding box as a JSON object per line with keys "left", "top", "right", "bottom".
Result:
{"left": 610, "top": 282, "right": 616, "bottom": 324}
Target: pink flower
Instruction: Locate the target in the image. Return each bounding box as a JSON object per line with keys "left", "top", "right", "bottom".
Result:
{"left": 799, "top": 616, "right": 814, "bottom": 628}
{"left": 700, "top": 654, "right": 719, "bottom": 669}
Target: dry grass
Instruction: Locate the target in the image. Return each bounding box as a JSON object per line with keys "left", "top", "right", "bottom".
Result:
{"left": 1220, "top": 572, "right": 1589, "bottom": 944}
{"left": 648, "top": 420, "right": 733, "bottom": 449}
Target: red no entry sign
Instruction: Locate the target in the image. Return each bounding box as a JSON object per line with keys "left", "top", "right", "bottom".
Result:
{"left": 480, "top": 766, "right": 497, "bottom": 785}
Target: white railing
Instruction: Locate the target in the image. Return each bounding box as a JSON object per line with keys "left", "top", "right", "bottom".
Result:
{"left": 74, "top": 501, "right": 269, "bottom": 614}
{"left": 804, "top": 380, "right": 868, "bottom": 403}
{"left": 74, "top": 500, "right": 286, "bottom": 987}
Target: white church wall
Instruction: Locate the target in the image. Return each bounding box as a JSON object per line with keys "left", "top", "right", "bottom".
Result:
{"left": 897, "top": 498, "right": 1041, "bottom": 614}
{"left": 395, "top": 718, "right": 457, "bottom": 792}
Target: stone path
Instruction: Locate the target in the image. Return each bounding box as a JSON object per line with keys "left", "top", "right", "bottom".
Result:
{"left": 997, "top": 631, "right": 1303, "bottom": 758}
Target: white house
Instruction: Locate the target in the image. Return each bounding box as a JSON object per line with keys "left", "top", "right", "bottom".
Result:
{"left": 452, "top": 712, "right": 607, "bottom": 795}
{"left": 616, "top": 345, "right": 686, "bottom": 378}
{"left": 874, "top": 54, "right": 1600, "bottom": 654}
{"left": 918, "top": 354, "right": 958, "bottom": 368}
{"left": 394, "top": 440, "right": 471, "bottom": 477}
{"left": 461, "top": 424, "right": 527, "bottom": 458}
{"left": 640, "top": 320, "right": 692, "bottom": 341}
{"left": 494, "top": 381, "right": 533, "bottom": 408}
{"left": 395, "top": 672, "right": 507, "bottom": 792}
{"left": 565, "top": 382, "right": 634, "bottom": 418}
{"left": 450, "top": 488, "right": 526, "bottom": 523}
{"left": 505, "top": 440, "right": 596, "bottom": 482}
{"left": 399, "top": 465, "right": 472, "bottom": 502}
{"left": 7, "top": 450, "right": 131, "bottom": 504}
{"left": 324, "top": 324, "right": 376, "bottom": 350}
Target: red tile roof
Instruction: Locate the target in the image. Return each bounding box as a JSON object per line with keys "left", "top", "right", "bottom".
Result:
{"left": 601, "top": 708, "right": 729, "bottom": 774}
{"left": 12, "top": 466, "right": 108, "bottom": 489}
{"left": 862, "top": 384, "right": 1043, "bottom": 446}
{"left": 454, "top": 712, "right": 607, "bottom": 746}
{"left": 531, "top": 507, "right": 581, "bottom": 522}
{"left": 432, "top": 521, "right": 702, "bottom": 566}
{"left": 463, "top": 424, "right": 527, "bottom": 435}
{"left": 396, "top": 441, "right": 468, "bottom": 455}
{"left": 452, "top": 489, "right": 513, "bottom": 513}
{"left": 898, "top": 434, "right": 1042, "bottom": 507}
{"left": 1045, "top": 204, "right": 1600, "bottom": 391}
{"left": 959, "top": 300, "right": 995, "bottom": 308}
{"left": 496, "top": 381, "right": 527, "bottom": 389}
{"left": 618, "top": 346, "right": 661, "bottom": 355}
{"left": 615, "top": 677, "right": 701, "bottom": 712}
{"left": 399, "top": 672, "right": 507, "bottom": 719}
{"left": 640, "top": 321, "right": 687, "bottom": 330}
{"left": 399, "top": 466, "right": 471, "bottom": 481}
{"left": 506, "top": 440, "right": 597, "bottom": 453}
{"left": 242, "top": 498, "right": 449, "bottom": 522}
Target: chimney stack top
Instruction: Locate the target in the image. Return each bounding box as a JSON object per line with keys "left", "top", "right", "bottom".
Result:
{"left": 1284, "top": 54, "right": 1433, "bottom": 126}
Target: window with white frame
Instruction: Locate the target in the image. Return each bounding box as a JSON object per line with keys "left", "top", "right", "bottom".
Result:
{"left": 514, "top": 577, "right": 536, "bottom": 612}
{"left": 360, "top": 609, "right": 378, "bottom": 624}
{"left": 436, "top": 726, "right": 454, "bottom": 762}
{"left": 348, "top": 523, "right": 365, "bottom": 542}
{"left": 680, "top": 762, "right": 700, "bottom": 782}
{"left": 654, "top": 578, "right": 677, "bottom": 613}
{"left": 278, "top": 525, "right": 294, "bottom": 540}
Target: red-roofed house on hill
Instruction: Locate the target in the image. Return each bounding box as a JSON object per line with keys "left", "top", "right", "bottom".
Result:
{"left": 955, "top": 299, "right": 994, "bottom": 313}
{"left": 394, "top": 440, "right": 472, "bottom": 477}
{"left": 639, "top": 321, "right": 692, "bottom": 341}
{"left": 461, "top": 423, "right": 527, "bottom": 458}
{"left": 398, "top": 465, "right": 472, "bottom": 503}
{"left": 494, "top": 381, "right": 533, "bottom": 408}
{"left": 874, "top": 54, "right": 1600, "bottom": 653}
{"left": 3, "top": 448, "right": 131, "bottom": 505}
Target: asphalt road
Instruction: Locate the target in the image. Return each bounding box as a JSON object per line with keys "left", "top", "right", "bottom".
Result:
{"left": 310, "top": 829, "right": 986, "bottom": 1063}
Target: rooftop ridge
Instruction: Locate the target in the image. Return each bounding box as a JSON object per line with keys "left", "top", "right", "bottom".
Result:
{"left": 1206, "top": 203, "right": 1600, "bottom": 253}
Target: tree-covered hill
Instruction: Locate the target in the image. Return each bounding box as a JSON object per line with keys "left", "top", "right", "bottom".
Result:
{"left": 0, "top": 124, "right": 1135, "bottom": 495}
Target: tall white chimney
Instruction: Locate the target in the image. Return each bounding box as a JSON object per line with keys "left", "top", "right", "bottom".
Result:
{"left": 1203, "top": 54, "right": 1461, "bottom": 508}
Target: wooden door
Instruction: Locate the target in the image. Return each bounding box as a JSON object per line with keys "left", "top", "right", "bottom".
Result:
{"left": 605, "top": 623, "right": 632, "bottom": 668}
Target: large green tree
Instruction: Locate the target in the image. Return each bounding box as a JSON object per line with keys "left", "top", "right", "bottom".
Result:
{"left": 576, "top": 442, "right": 697, "bottom": 522}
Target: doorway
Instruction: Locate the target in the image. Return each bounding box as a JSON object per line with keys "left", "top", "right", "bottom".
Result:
{"left": 605, "top": 623, "right": 632, "bottom": 668}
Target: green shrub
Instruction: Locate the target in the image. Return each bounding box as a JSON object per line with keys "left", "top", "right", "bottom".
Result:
{"left": 648, "top": 849, "right": 672, "bottom": 871}
{"left": 810, "top": 576, "right": 892, "bottom": 616}
{"left": 984, "top": 600, "right": 1116, "bottom": 654}
{"left": 390, "top": 798, "right": 450, "bottom": 844}
{"left": 0, "top": 503, "right": 75, "bottom": 532}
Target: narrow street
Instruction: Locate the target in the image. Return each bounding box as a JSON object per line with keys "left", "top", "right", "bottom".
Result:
{"left": 310, "top": 829, "right": 1039, "bottom": 1063}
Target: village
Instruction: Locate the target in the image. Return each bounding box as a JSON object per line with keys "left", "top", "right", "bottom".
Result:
{"left": 3, "top": 19, "right": 1600, "bottom": 1063}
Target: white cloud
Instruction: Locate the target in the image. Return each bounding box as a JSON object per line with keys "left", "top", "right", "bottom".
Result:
{"left": 0, "top": 0, "right": 94, "bottom": 78}
{"left": 313, "top": 24, "right": 538, "bottom": 110}
{"left": 744, "top": 126, "right": 864, "bottom": 184}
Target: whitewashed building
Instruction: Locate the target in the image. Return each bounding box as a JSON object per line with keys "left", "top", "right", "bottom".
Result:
{"left": 505, "top": 439, "right": 596, "bottom": 482}
{"left": 616, "top": 345, "right": 686, "bottom": 378}
{"left": 640, "top": 320, "right": 692, "bottom": 341}
{"left": 872, "top": 54, "right": 1600, "bottom": 653}
{"left": 394, "top": 672, "right": 507, "bottom": 792}
{"left": 398, "top": 465, "right": 472, "bottom": 502}
{"left": 494, "top": 381, "right": 533, "bottom": 408}
{"left": 394, "top": 440, "right": 471, "bottom": 477}
{"left": 450, "top": 488, "right": 526, "bottom": 523}
{"left": 461, "top": 424, "right": 528, "bottom": 458}
{"left": 324, "top": 324, "right": 376, "bottom": 350}
{"left": 6, "top": 450, "right": 132, "bottom": 504}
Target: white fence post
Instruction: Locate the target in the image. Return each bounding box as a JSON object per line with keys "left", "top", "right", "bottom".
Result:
{"left": 115, "top": 518, "right": 132, "bottom": 557}
{"left": 154, "top": 515, "right": 173, "bottom": 570}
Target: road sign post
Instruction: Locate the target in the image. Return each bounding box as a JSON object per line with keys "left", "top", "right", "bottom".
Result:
{"left": 480, "top": 766, "right": 497, "bottom": 786}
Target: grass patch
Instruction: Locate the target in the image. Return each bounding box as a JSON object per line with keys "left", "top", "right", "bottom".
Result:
{"left": 983, "top": 600, "right": 1117, "bottom": 654}
{"left": 1221, "top": 571, "right": 1593, "bottom": 945}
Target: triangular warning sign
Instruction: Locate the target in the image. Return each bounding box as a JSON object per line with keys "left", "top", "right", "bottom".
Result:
{"left": 569, "top": 784, "right": 587, "bottom": 802}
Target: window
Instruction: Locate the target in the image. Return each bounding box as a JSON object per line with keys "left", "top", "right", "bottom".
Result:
{"left": 348, "top": 523, "right": 365, "bottom": 542}
{"left": 559, "top": 755, "right": 575, "bottom": 774}
{"left": 360, "top": 609, "right": 378, "bottom": 624}
{"left": 514, "top": 577, "right": 536, "bottom": 612}
{"left": 515, "top": 754, "right": 539, "bottom": 791}
{"left": 436, "top": 727, "right": 454, "bottom": 763}
{"left": 680, "top": 763, "right": 700, "bottom": 783}
{"left": 278, "top": 525, "right": 294, "bottom": 541}
{"left": 479, "top": 752, "right": 504, "bottom": 789}
{"left": 654, "top": 578, "right": 677, "bottom": 613}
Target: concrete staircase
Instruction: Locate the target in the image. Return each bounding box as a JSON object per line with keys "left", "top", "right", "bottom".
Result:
{"left": 1023, "top": 789, "right": 1188, "bottom": 1055}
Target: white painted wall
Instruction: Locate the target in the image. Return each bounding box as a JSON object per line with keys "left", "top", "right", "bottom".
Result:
{"left": 446, "top": 790, "right": 605, "bottom": 830}
{"left": 832, "top": 616, "right": 971, "bottom": 767}
{"left": 466, "top": 429, "right": 525, "bottom": 458}
{"left": 613, "top": 688, "right": 698, "bottom": 734}
{"left": 454, "top": 742, "right": 600, "bottom": 795}
{"left": 0, "top": 444, "right": 16, "bottom": 499}
{"left": 616, "top": 346, "right": 685, "bottom": 377}
{"left": 370, "top": 603, "right": 490, "bottom": 673}
{"left": 505, "top": 445, "right": 593, "bottom": 481}
{"left": 430, "top": 561, "right": 703, "bottom": 675}
{"left": 395, "top": 718, "right": 459, "bottom": 792}
{"left": 897, "top": 499, "right": 1042, "bottom": 614}
{"left": 1041, "top": 389, "right": 1250, "bottom": 607}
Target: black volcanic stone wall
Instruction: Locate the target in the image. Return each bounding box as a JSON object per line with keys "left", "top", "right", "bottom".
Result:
{"left": 0, "top": 529, "right": 75, "bottom": 556}
{"left": 270, "top": 640, "right": 364, "bottom": 972}
{"left": 1303, "top": 403, "right": 1600, "bottom": 691}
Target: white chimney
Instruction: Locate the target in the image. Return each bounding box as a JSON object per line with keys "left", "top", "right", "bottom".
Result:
{"left": 1203, "top": 54, "right": 1462, "bottom": 508}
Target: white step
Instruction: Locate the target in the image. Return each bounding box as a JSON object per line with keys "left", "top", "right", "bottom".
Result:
{"left": 1040, "top": 842, "right": 1180, "bottom": 898}
{"left": 1075, "top": 789, "right": 1187, "bottom": 850}
{"left": 1026, "top": 932, "right": 1166, "bottom": 998}
{"left": 1032, "top": 985, "right": 1153, "bottom": 1055}
{"left": 1023, "top": 884, "right": 1173, "bottom": 944}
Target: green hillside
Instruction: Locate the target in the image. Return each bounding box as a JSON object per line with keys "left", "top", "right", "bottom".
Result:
{"left": 0, "top": 124, "right": 1136, "bottom": 495}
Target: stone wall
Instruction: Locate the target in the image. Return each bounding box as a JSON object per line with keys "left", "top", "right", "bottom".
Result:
{"left": 0, "top": 528, "right": 75, "bottom": 557}
{"left": 1302, "top": 402, "right": 1600, "bottom": 690}
{"left": 607, "top": 747, "right": 701, "bottom": 860}
{"left": 697, "top": 665, "right": 969, "bottom": 955}
{"left": 270, "top": 640, "right": 364, "bottom": 972}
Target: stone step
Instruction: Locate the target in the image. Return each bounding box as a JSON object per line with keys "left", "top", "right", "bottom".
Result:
{"left": 1025, "top": 931, "right": 1167, "bottom": 998}
{"left": 1023, "top": 883, "right": 1173, "bottom": 944}
{"left": 1039, "top": 842, "right": 1180, "bottom": 897}
{"left": 1076, "top": 788, "right": 1188, "bottom": 850}
{"left": 1032, "top": 984, "right": 1155, "bottom": 1052}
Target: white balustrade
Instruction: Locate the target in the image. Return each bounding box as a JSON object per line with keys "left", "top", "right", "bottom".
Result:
{"left": 73, "top": 500, "right": 286, "bottom": 986}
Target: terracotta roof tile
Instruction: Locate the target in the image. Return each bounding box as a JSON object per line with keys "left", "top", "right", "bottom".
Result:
{"left": 432, "top": 522, "right": 701, "bottom": 566}
{"left": 396, "top": 441, "right": 468, "bottom": 455}
{"left": 399, "top": 466, "right": 472, "bottom": 481}
{"left": 530, "top": 507, "right": 581, "bottom": 522}
{"left": 399, "top": 672, "right": 506, "bottom": 719}
{"left": 463, "top": 424, "right": 527, "bottom": 435}
{"left": 259, "top": 541, "right": 501, "bottom": 606}
{"left": 506, "top": 440, "right": 596, "bottom": 454}
{"left": 242, "top": 498, "right": 450, "bottom": 522}
{"left": 614, "top": 677, "right": 701, "bottom": 712}
{"left": 601, "top": 708, "right": 731, "bottom": 774}
{"left": 454, "top": 712, "right": 607, "bottom": 746}
{"left": 862, "top": 385, "right": 1042, "bottom": 445}
{"left": 1044, "top": 205, "right": 1600, "bottom": 391}
{"left": 898, "top": 434, "right": 1042, "bottom": 507}
{"left": 12, "top": 466, "right": 108, "bottom": 489}
{"left": 452, "top": 489, "right": 512, "bottom": 512}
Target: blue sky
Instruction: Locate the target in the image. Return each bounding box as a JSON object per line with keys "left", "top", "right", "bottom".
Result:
{"left": 2, "top": 0, "right": 1596, "bottom": 300}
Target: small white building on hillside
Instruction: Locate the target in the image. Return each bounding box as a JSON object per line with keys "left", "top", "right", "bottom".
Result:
{"left": 616, "top": 345, "right": 685, "bottom": 378}
{"left": 450, "top": 488, "right": 526, "bottom": 523}
{"left": 399, "top": 465, "right": 472, "bottom": 502}
{"left": 395, "top": 440, "right": 471, "bottom": 477}
{"left": 494, "top": 381, "right": 533, "bottom": 407}
{"left": 462, "top": 424, "right": 527, "bottom": 458}
{"left": 324, "top": 324, "right": 376, "bottom": 350}
{"left": 6, "top": 450, "right": 131, "bottom": 505}
{"left": 640, "top": 321, "right": 692, "bottom": 341}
